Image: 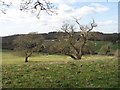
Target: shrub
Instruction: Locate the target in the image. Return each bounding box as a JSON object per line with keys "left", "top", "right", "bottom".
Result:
{"left": 98, "top": 43, "right": 112, "bottom": 55}
{"left": 114, "top": 49, "right": 120, "bottom": 57}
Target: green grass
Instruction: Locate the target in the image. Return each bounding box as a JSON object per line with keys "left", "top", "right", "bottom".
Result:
{"left": 2, "top": 50, "right": 73, "bottom": 64}
{"left": 2, "top": 50, "right": 115, "bottom": 64}
{"left": 2, "top": 51, "right": 119, "bottom": 88}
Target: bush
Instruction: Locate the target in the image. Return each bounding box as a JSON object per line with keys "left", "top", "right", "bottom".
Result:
{"left": 114, "top": 49, "right": 120, "bottom": 57}
{"left": 81, "top": 45, "right": 97, "bottom": 55}
{"left": 98, "top": 43, "right": 112, "bottom": 55}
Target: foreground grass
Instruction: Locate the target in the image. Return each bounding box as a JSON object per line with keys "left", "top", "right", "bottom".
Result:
{"left": 2, "top": 51, "right": 118, "bottom": 88}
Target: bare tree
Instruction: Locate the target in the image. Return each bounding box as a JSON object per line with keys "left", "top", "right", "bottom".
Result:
{"left": 61, "top": 18, "right": 97, "bottom": 60}
{"left": 13, "top": 33, "right": 44, "bottom": 62}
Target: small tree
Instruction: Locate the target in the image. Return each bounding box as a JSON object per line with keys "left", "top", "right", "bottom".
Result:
{"left": 61, "top": 18, "right": 97, "bottom": 60}
{"left": 13, "top": 33, "right": 44, "bottom": 62}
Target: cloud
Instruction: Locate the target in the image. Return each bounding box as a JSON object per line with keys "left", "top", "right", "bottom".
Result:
{"left": 0, "top": 1, "right": 115, "bottom": 36}
{"left": 94, "top": 19, "right": 118, "bottom": 33}
{"left": 36, "top": 2, "right": 110, "bottom": 33}
{"left": 97, "top": 20, "right": 116, "bottom": 25}
{"left": 75, "top": 6, "right": 95, "bottom": 16}
{"left": 58, "top": 4, "right": 73, "bottom": 12}
{"left": 75, "top": 3, "right": 109, "bottom": 17}
{"left": 91, "top": 3, "right": 109, "bottom": 12}
{"left": 51, "top": 0, "right": 82, "bottom": 4}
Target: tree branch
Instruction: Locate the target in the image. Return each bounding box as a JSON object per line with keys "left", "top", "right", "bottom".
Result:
{"left": 0, "top": 0, "right": 11, "bottom": 14}
{"left": 20, "top": 0, "right": 57, "bottom": 18}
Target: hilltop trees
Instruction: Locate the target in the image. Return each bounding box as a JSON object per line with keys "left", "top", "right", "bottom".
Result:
{"left": 13, "top": 33, "right": 44, "bottom": 62}
{"left": 61, "top": 18, "right": 97, "bottom": 60}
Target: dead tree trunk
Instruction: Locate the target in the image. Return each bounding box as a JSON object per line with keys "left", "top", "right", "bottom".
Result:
{"left": 25, "top": 56, "right": 28, "bottom": 62}
{"left": 25, "top": 52, "right": 32, "bottom": 62}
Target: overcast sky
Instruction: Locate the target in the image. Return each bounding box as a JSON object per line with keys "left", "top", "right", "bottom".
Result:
{"left": 0, "top": 0, "right": 119, "bottom": 36}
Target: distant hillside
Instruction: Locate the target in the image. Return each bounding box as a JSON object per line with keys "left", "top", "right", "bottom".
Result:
{"left": 2, "top": 32, "right": 120, "bottom": 50}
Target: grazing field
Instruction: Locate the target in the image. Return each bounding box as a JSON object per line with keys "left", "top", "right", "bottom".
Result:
{"left": 2, "top": 51, "right": 119, "bottom": 88}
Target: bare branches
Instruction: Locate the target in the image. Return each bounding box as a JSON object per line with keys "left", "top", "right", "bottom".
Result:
{"left": 73, "top": 18, "right": 97, "bottom": 41}
{"left": 61, "top": 23, "right": 70, "bottom": 34}
{"left": 20, "top": 0, "right": 33, "bottom": 11}
{"left": 61, "top": 23, "right": 75, "bottom": 34}
{"left": 0, "top": 1, "right": 11, "bottom": 7}
{"left": 20, "top": 0, "right": 57, "bottom": 18}
{"left": 0, "top": 0, "right": 57, "bottom": 18}
{"left": 73, "top": 17, "right": 97, "bottom": 33}
{"left": 61, "top": 23, "right": 76, "bottom": 44}
{"left": 87, "top": 19, "right": 97, "bottom": 32}
{"left": 73, "top": 17, "right": 81, "bottom": 26}
{"left": 0, "top": 0, "right": 12, "bottom": 14}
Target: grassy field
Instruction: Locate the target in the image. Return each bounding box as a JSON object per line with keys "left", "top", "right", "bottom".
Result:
{"left": 2, "top": 50, "right": 119, "bottom": 88}
{"left": 2, "top": 50, "right": 73, "bottom": 64}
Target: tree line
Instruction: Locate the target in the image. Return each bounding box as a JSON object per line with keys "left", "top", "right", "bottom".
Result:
{"left": 2, "top": 31, "right": 119, "bottom": 50}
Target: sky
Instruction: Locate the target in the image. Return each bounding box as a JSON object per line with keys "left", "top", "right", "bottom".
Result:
{"left": 0, "top": 0, "right": 119, "bottom": 36}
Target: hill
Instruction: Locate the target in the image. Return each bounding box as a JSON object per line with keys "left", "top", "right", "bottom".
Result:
{"left": 2, "top": 32, "right": 120, "bottom": 50}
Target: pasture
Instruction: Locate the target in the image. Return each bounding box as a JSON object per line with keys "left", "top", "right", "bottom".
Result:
{"left": 2, "top": 50, "right": 119, "bottom": 88}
